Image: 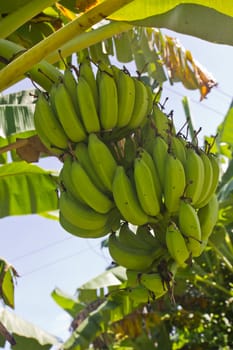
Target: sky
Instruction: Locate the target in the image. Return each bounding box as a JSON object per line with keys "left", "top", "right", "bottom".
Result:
{"left": 1, "top": 27, "right": 233, "bottom": 347}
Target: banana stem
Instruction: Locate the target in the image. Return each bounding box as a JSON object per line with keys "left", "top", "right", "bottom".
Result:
{"left": 46, "top": 21, "right": 133, "bottom": 64}
{"left": 0, "top": 0, "right": 133, "bottom": 92}
{"left": 0, "top": 0, "right": 57, "bottom": 39}
{"left": 0, "top": 39, "right": 61, "bottom": 91}
{"left": 195, "top": 275, "right": 233, "bottom": 297}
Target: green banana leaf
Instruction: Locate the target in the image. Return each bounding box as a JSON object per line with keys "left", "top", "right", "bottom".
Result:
{"left": 109, "top": 1, "right": 233, "bottom": 45}
{"left": 51, "top": 287, "right": 84, "bottom": 318}
{"left": 0, "top": 161, "right": 58, "bottom": 217}
{"left": 0, "top": 308, "right": 60, "bottom": 350}
{"left": 0, "top": 258, "right": 18, "bottom": 308}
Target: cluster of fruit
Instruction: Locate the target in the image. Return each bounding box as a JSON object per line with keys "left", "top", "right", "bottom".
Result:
{"left": 33, "top": 61, "right": 220, "bottom": 302}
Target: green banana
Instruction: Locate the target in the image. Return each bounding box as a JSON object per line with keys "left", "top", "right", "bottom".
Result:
{"left": 53, "top": 82, "right": 87, "bottom": 142}
{"left": 145, "top": 84, "right": 154, "bottom": 117}
{"left": 108, "top": 231, "right": 157, "bottom": 271}
{"left": 59, "top": 155, "right": 85, "bottom": 204}
{"left": 195, "top": 150, "right": 213, "bottom": 208}
{"left": 140, "top": 117, "right": 156, "bottom": 155}
{"left": 127, "top": 285, "right": 150, "bottom": 306}
{"left": 115, "top": 69, "right": 136, "bottom": 127}
{"left": 88, "top": 133, "right": 117, "bottom": 192}
{"left": 196, "top": 153, "right": 220, "bottom": 208}
{"left": 62, "top": 68, "right": 80, "bottom": 114}
{"left": 123, "top": 134, "right": 137, "bottom": 169}
{"left": 169, "top": 135, "right": 187, "bottom": 165}
{"left": 151, "top": 105, "right": 174, "bottom": 139}
{"left": 140, "top": 272, "right": 167, "bottom": 298}
{"left": 135, "top": 225, "right": 162, "bottom": 249}
{"left": 97, "top": 69, "right": 118, "bottom": 130}
{"left": 165, "top": 222, "right": 190, "bottom": 267}
{"left": 59, "top": 212, "right": 111, "bottom": 239}
{"left": 134, "top": 154, "right": 160, "bottom": 217}
{"left": 139, "top": 148, "right": 162, "bottom": 201}
{"left": 117, "top": 222, "right": 158, "bottom": 251}
{"left": 70, "top": 159, "right": 114, "bottom": 214}
{"left": 184, "top": 147, "right": 204, "bottom": 206}
{"left": 152, "top": 135, "right": 168, "bottom": 189}
{"left": 76, "top": 76, "right": 100, "bottom": 133}
{"left": 59, "top": 191, "right": 110, "bottom": 230}
{"left": 163, "top": 152, "right": 186, "bottom": 214}
{"left": 127, "top": 77, "right": 149, "bottom": 129}
{"left": 178, "top": 200, "right": 202, "bottom": 257}
{"left": 74, "top": 142, "right": 106, "bottom": 192}
{"left": 79, "top": 60, "right": 98, "bottom": 109}
{"left": 112, "top": 166, "right": 150, "bottom": 226}
{"left": 34, "top": 92, "right": 68, "bottom": 152}
{"left": 198, "top": 193, "right": 219, "bottom": 242}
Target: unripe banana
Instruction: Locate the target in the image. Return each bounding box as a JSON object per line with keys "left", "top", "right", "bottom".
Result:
{"left": 135, "top": 225, "right": 162, "bottom": 249}
{"left": 116, "top": 222, "right": 155, "bottom": 250}
{"left": 163, "top": 152, "right": 186, "bottom": 214}
{"left": 74, "top": 142, "right": 106, "bottom": 192}
{"left": 151, "top": 105, "right": 175, "bottom": 139}
{"left": 139, "top": 148, "right": 162, "bottom": 201}
{"left": 60, "top": 206, "right": 121, "bottom": 239}
{"left": 123, "top": 134, "right": 137, "bottom": 169}
{"left": 76, "top": 76, "right": 100, "bottom": 133}
{"left": 34, "top": 92, "right": 68, "bottom": 151}
{"left": 140, "top": 117, "right": 156, "bottom": 155}
{"left": 114, "top": 69, "right": 136, "bottom": 127}
{"left": 165, "top": 222, "right": 190, "bottom": 267}
{"left": 62, "top": 68, "right": 80, "bottom": 114}
{"left": 195, "top": 150, "right": 213, "bottom": 208}
{"left": 198, "top": 193, "right": 219, "bottom": 242}
{"left": 127, "top": 285, "right": 150, "bottom": 306}
{"left": 112, "top": 166, "right": 149, "bottom": 226}
{"left": 79, "top": 60, "right": 98, "bottom": 109}
{"left": 88, "top": 133, "right": 117, "bottom": 192}
{"left": 134, "top": 155, "right": 160, "bottom": 217}
{"left": 140, "top": 272, "right": 167, "bottom": 298}
{"left": 53, "top": 82, "right": 87, "bottom": 142}
{"left": 127, "top": 78, "right": 149, "bottom": 129}
{"left": 59, "top": 155, "right": 85, "bottom": 204}
{"left": 152, "top": 135, "right": 168, "bottom": 189}
{"left": 59, "top": 191, "right": 110, "bottom": 230}
{"left": 196, "top": 153, "right": 220, "bottom": 208}
{"left": 70, "top": 160, "right": 114, "bottom": 214}
{"left": 178, "top": 200, "right": 202, "bottom": 257}
{"left": 108, "top": 231, "right": 157, "bottom": 271}
{"left": 184, "top": 147, "right": 204, "bottom": 206}
{"left": 169, "top": 135, "right": 187, "bottom": 165}
{"left": 97, "top": 69, "right": 118, "bottom": 130}
{"left": 59, "top": 212, "right": 111, "bottom": 239}
{"left": 145, "top": 84, "right": 154, "bottom": 117}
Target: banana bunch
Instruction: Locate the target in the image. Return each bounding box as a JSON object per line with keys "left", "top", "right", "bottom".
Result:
{"left": 34, "top": 61, "right": 154, "bottom": 155}
{"left": 58, "top": 133, "right": 122, "bottom": 238}
{"left": 33, "top": 58, "right": 221, "bottom": 299}
{"left": 108, "top": 223, "right": 166, "bottom": 271}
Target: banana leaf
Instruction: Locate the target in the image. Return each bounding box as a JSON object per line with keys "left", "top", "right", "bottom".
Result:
{"left": 109, "top": 1, "right": 233, "bottom": 46}
{"left": 0, "top": 308, "right": 60, "bottom": 350}
{"left": 0, "top": 161, "right": 58, "bottom": 217}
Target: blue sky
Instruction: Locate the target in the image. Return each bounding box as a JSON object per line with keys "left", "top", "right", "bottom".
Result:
{"left": 1, "top": 28, "right": 233, "bottom": 344}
